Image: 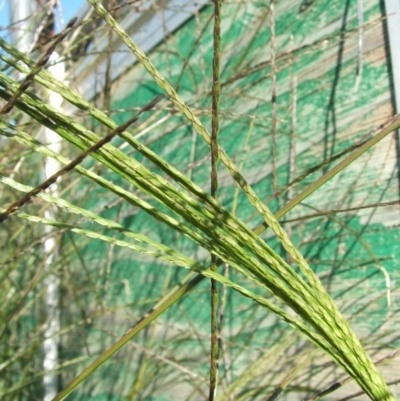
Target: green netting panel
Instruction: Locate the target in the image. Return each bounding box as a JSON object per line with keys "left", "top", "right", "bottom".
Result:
{"left": 1, "top": 0, "right": 399, "bottom": 400}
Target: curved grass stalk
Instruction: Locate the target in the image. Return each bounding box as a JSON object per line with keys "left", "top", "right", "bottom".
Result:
{"left": 0, "top": 156, "right": 318, "bottom": 328}
{"left": 1, "top": 174, "right": 299, "bottom": 309}
{"left": 0, "top": 47, "right": 309, "bottom": 286}
{"left": 0, "top": 175, "right": 207, "bottom": 260}
{"left": 1, "top": 121, "right": 311, "bottom": 311}
{"left": 0, "top": 83, "right": 329, "bottom": 318}
{"left": 1, "top": 162, "right": 367, "bottom": 376}
{"left": 0, "top": 207, "right": 209, "bottom": 272}
{"left": 1, "top": 172, "right": 330, "bottom": 337}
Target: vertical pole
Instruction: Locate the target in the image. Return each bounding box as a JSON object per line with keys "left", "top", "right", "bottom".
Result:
{"left": 8, "top": 1, "right": 63, "bottom": 400}
{"left": 384, "top": 0, "right": 400, "bottom": 117}
{"left": 42, "top": 50, "right": 64, "bottom": 401}
{"left": 9, "top": 0, "right": 37, "bottom": 50}
{"left": 384, "top": 0, "right": 400, "bottom": 210}
{"left": 40, "top": 0, "right": 63, "bottom": 396}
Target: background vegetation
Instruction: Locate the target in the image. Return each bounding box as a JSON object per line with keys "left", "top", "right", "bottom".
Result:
{"left": 1, "top": 0, "right": 400, "bottom": 400}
